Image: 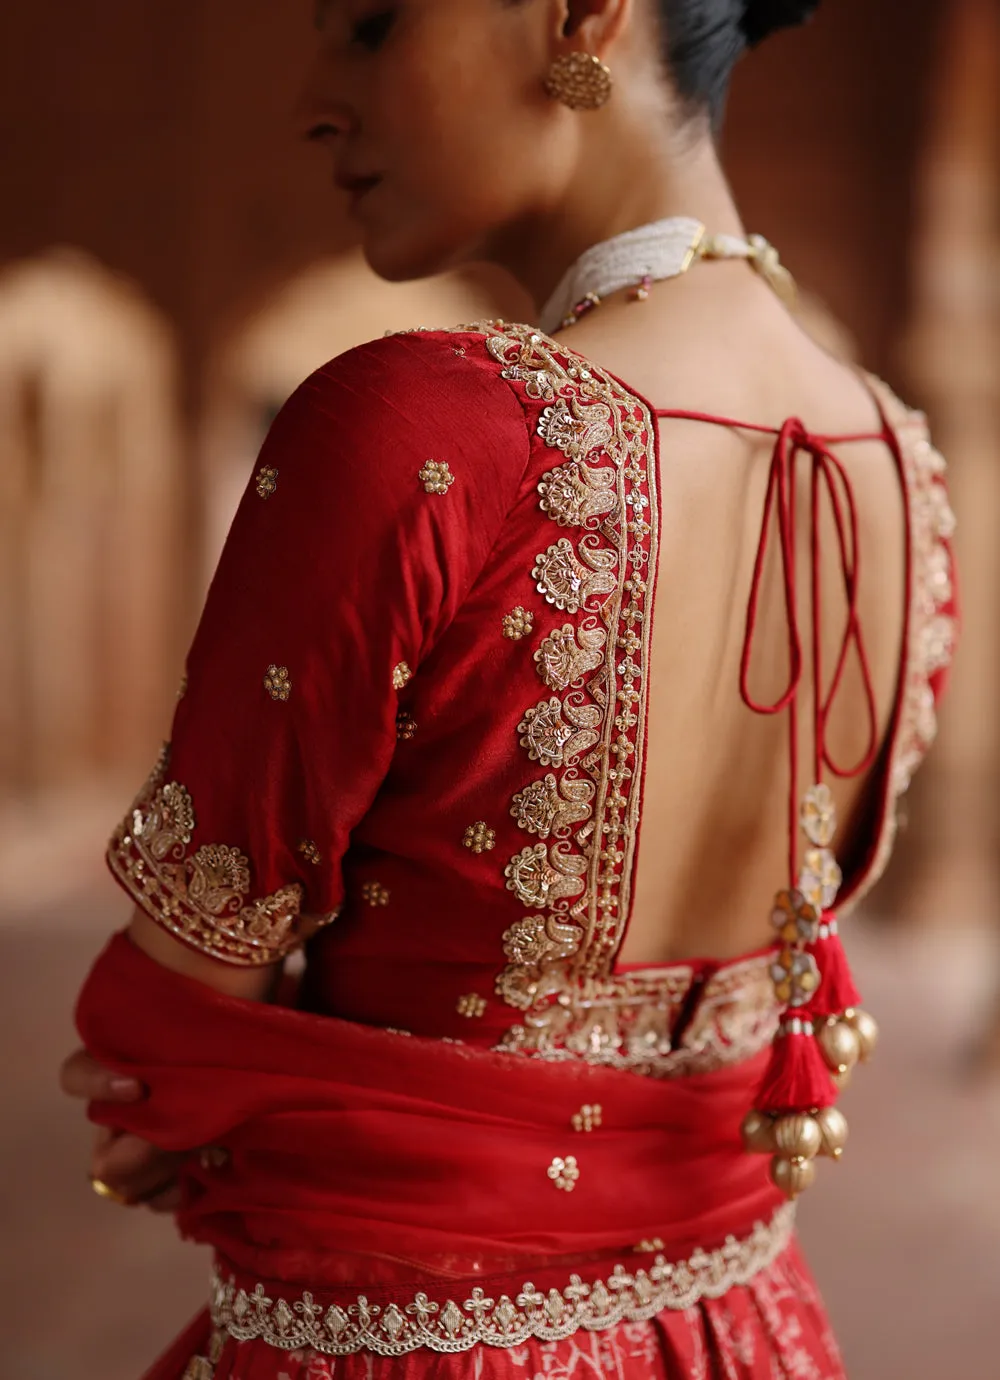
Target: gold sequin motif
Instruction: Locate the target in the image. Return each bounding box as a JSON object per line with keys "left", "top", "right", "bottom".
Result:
{"left": 571, "top": 1103, "right": 602, "bottom": 1133}
{"left": 297, "top": 839, "right": 321, "bottom": 866}
{"left": 456, "top": 993, "right": 487, "bottom": 1018}
{"left": 361, "top": 881, "right": 390, "bottom": 907}
{"left": 502, "top": 606, "right": 534, "bottom": 641}
{"left": 547, "top": 1155, "right": 580, "bottom": 1192}
{"left": 264, "top": 665, "right": 291, "bottom": 701}
{"left": 463, "top": 821, "right": 496, "bottom": 853}
{"left": 255, "top": 466, "right": 278, "bottom": 499}
{"left": 418, "top": 459, "right": 455, "bottom": 495}
{"left": 395, "top": 710, "right": 418, "bottom": 740}
{"left": 392, "top": 662, "right": 412, "bottom": 690}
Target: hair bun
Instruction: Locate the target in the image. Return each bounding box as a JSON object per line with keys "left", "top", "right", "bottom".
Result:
{"left": 740, "top": 0, "right": 821, "bottom": 47}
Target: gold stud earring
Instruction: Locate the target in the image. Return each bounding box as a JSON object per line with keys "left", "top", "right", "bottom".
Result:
{"left": 544, "top": 52, "right": 613, "bottom": 111}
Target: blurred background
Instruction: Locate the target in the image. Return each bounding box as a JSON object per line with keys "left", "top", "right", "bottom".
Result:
{"left": 1, "top": 0, "right": 998, "bottom": 1376}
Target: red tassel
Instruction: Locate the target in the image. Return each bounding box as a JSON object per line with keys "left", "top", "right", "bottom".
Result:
{"left": 756, "top": 1018, "right": 837, "bottom": 1113}
{"left": 810, "top": 918, "right": 861, "bottom": 1017}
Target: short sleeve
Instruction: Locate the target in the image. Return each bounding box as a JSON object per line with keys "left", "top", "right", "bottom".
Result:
{"left": 106, "top": 331, "right": 530, "bottom": 965}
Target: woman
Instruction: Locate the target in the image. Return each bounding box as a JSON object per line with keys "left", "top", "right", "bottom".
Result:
{"left": 62, "top": 0, "right": 958, "bottom": 1376}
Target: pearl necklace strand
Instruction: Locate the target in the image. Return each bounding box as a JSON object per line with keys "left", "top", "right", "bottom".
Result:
{"left": 538, "top": 217, "right": 796, "bottom": 335}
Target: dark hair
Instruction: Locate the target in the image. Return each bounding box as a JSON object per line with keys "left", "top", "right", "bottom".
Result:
{"left": 657, "top": 0, "right": 820, "bottom": 128}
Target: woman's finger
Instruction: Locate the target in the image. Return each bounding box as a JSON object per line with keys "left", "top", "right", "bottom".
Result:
{"left": 60, "top": 1048, "right": 144, "bottom": 1102}
{"left": 141, "top": 1181, "right": 185, "bottom": 1213}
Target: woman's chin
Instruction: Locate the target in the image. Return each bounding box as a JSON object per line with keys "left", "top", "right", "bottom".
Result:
{"left": 360, "top": 220, "right": 461, "bottom": 286}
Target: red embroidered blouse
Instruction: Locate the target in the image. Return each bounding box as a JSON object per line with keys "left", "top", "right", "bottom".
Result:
{"left": 107, "top": 322, "right": 957, "bottom": 1078}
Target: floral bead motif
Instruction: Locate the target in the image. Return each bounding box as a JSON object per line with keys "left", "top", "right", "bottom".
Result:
{"left": 361, "top": 881, "right": 390, "bottom": 907}
{"left": 395, "top": 710, "right": 418, "bottom": 740}
{"left": 800, "top": 783, "right": 837, "bottom": 847}
{"left": 770, "top": 890, "right": 820, "bottom": 947}
{"left": 456, "top": 993, "right": 487, "bottom": 1018}
{"left": 769, "top": 948, "right": 821, "bottom": 1008}
{"left": 571, "top": 1104, "right": 602, "bottom": 1133}
{"left": 798, "top": 847, "right": 842, "bottom": 911}
{"left": 297, "top": 839, "right": 322, "bottom": 866}
{"left": 502, "top": 606, "right": 534, "bottom": 641}
{"left": 463, "top": 821, "right": 496, "bottom": 853}
{"left": 264, "top": 665, "right": 291, "bottom": 701}
{"left": 547, "top": 1155, "right": 580, "bottom": 1192}
{"left": 255, "top": 466, "right": 278, "bottom": 499}
{"left": 392, "top": 662, "right": 413, "bottom": 690}
{"left": 418, "top": 459, "right": 455, "bottom": 495}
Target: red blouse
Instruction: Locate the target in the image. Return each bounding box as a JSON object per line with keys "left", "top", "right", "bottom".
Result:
{"left": 107, "top": 322, "right": 957, "bottom": 1078}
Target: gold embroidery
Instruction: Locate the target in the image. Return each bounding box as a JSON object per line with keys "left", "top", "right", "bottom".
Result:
{"left": 537, "top": 459, "right": 618, "bottom": 527}
{"left": 361, "top": 881, "right": 390, "bottom": 907}
{"left": 510, "top": 773, "right": 593, "bottom": 839}
{"left": 571, "top": 1103, "right": 602, "bottom": 1132}
{"left": 840, "top": 381, "right": 958, "bottom": 912}
{"left": 537, "top": 398, "right": 614, "bottom": 461}
{"left": 255, "top": 466, "right": 278, "bottom": 499}
{"left": 456, "top": 992, "right": 487, "bottom": 1018}
{"left": 517, "top": 697, "right": 601, "bottom": 768}
{"left": 504, "top": 843, "right": 587, "bottom": 909}
{"left": 298, "top": 839, "right": 322, "bottom": 866}
{"left": 106, "top": 748, "right": 316, "bottom": 966}
{"left": 392, "top": 661, "right": 412, "bottom": 690}
{"left": 547, "top": 1154, "right": 580, "bottom": 1191}
{"left": 177, "top": 672, "right": 188, "bottom": 701}
{"left": 533, "top": 537, "right": 617, "bottom": 613}
{"left": 210, "top": 1206, "right": 796, "bottom": 1357}
{"left": 502, "top": 606, "right": 535, "bottom": 640}
{"left": 418, "top": 459, "right": 455, "bottom": 494}
{"left": 395, "top": 710, "right": 418, "bottom": 740}
{"left": 634, "top": 1238, "right": 666, "bottom": 1254}
{"left": 800, "top": 783, "right": 836, "bottom": 847}
{"left": 462, "top": 821, "right": 496, "bottom": 853}
{"left": 534, "top": 622, "right": 606, "bottom": 691}
{"left": 264, "top": 665, "right": 291, "bottom": 701}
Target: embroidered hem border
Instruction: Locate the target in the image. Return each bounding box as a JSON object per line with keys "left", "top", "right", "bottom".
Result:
{"left": 208, "top": 1202, "right": 795, "bottom": 1356}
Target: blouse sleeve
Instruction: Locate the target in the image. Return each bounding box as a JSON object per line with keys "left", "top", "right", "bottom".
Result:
{"left": 106, "top": 331, "right": 530, "bottom": 965}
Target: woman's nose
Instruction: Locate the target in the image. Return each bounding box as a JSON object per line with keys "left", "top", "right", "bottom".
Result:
{"left": 295, "top": 61, "right": 355, "bottom": 143}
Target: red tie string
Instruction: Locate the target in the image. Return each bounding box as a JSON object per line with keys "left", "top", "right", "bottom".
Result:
{"left": 656, "top": 410, "right": 882, "bottom": 885}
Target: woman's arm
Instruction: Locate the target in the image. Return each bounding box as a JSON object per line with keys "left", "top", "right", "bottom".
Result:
{"left": 126, "top": 908, "right": 279, "bottom": 1001}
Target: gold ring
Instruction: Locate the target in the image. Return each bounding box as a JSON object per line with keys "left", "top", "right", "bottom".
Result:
{"left": 90, "top": 1177, "right": 129, "bottom": 1205}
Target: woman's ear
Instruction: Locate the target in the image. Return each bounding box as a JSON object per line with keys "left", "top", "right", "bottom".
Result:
{"left": 553, "top": 0, "right": 634, "bottom": 52}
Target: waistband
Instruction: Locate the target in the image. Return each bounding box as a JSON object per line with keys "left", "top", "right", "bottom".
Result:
{"left": 209, "top": 1201, "right": 796, "bottom": 1356}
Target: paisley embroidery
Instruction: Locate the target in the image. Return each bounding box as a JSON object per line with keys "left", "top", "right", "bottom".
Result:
{"left": 517, "top": 696, "right": 600, "bottom": 768}
{"left": 534, "top": 622, "right": 606, "bottom": 690}
{"left": 841, "top": 379, "right": 958, "bottom": 910}
{"left": 538, "top": 459, "right": 619, "bottom": 527}
{"left": 504, "top": 842, "right": 587, "bottom": 909}
{"left": 106, "top": 746, "right": 316, "bottom": 966}
{"left": 510, "top": 772, "right": 593, "bottom": 838}
{"left": 533, "top": 536, "right": 618, "bottom": 613}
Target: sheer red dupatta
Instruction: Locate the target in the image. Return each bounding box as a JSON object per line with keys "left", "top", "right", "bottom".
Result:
{"left": 77, "top": 932, "right": 782, "bottom": 1293}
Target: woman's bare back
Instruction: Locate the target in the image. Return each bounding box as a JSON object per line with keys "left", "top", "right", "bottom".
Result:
{"left": 559, "top": 260, "right": 908, "bottom": 963}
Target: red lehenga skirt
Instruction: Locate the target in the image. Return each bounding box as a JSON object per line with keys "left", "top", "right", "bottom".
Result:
{"left": 78, "top": 936, "right": 844, "bottom": 1380}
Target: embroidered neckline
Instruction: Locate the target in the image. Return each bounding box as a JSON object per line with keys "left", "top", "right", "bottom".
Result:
{"left": 209, "top": 1202, "right": 795, "bottom": 1356}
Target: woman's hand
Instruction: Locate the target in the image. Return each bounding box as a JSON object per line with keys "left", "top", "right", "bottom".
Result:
{"left": 59, "top": 1048, "right": 184, "bottom": 1211}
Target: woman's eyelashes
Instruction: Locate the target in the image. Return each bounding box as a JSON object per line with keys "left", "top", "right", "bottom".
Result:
{"left": 351, "top": 8, "right": 396, "bottom": 51}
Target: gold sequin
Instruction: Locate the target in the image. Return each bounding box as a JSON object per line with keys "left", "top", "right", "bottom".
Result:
{"left": 392, "top": 662, "right": 412, "bottom": 690}
{"left": 105, "top": 749, "right": 322, "bottom": 967}
{"left": 463, "top": 821, "right": 496, "bottom": 853}
{"left": 634, "top": 1237, "right": 666, "bottom": 1254}
{"left": 418, "top": 459, "right": 455, "bottom": 495}
{"left": 456, "top": 993, "right": 487, "bottom": 1018}
{"left": 255, "top": 466, "right": 278, "bottom": 499}
{"left": 297, "top": 839, "right": 322, "bottom": 866}
{"left": 547, "top": 1155, "right": 580, "bottom": 1192}
{"left": 571, "top": 1103, "right": 602, "bottom": 1133}
{"left": 396, "top": 710, "right": 418, "bottom": 740}
{"left": 264, "top": 665, "right": 291, "bottom": 701}
{"left": 361, "top": 881, "right": 390, "bottom": 907}
{"left": 502, "top": 606, "right": 534, "bottom": 641}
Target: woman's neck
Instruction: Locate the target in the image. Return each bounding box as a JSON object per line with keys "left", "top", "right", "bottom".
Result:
{"left": 490, "top": 125, "right": 745, "bottom": 315}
